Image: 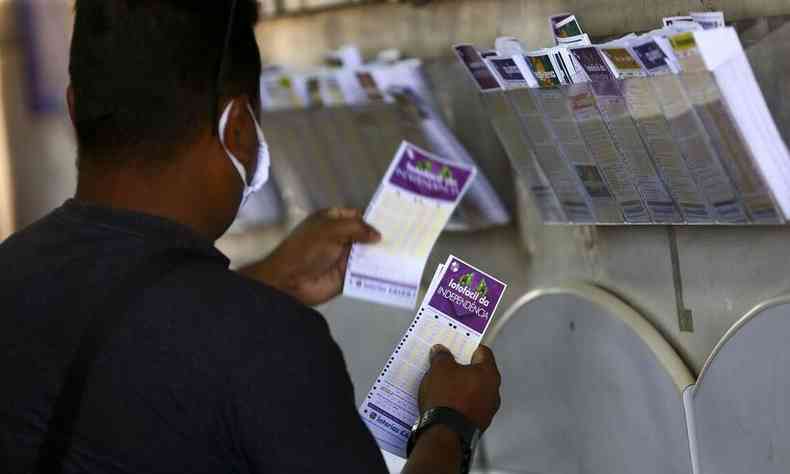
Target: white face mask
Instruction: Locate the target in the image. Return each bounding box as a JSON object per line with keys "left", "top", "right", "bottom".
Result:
{"left": 218, "top": 100, "right": 271, "bottom": 208}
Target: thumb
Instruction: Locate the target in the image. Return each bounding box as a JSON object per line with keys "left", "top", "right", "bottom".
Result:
{"left": 471, "top": 345, "right": 496, "bottom": 366}
{"left": 430, "top": 344, "right": 454, "bottom": 364}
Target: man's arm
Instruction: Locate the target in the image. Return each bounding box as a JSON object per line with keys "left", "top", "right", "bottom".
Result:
{"left": 403, "top": 345, "right": 502, "bottom": 474}
{"left": 231, "top": 309, "right": 388, "bottom": 474}
{"left": 239, "top": 208, "right": 380, "bottom": 306}
{"left": 403, "top": 425, "right": 463, "bottom": 474}
{"left": 230, "top": 304, "right": 501, "bottom": 474}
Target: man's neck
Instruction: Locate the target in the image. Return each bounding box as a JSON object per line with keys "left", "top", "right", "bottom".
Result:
{"left": 75, "top": 160, "right": 227, "bottom": 241}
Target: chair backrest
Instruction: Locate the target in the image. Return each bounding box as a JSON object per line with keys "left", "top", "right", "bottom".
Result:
{"left": 482, "top": 283, "right": 694, "bottom": 474}
{"left": 688, "top": 296, "right": 790, "bottom": 474}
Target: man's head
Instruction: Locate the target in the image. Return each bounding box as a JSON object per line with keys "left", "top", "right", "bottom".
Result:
{"left": 69, "top": 0, "right": 263, "bottom": 239}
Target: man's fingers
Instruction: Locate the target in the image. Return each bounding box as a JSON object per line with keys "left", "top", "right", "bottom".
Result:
{"left": 325, "top": 207, "right": 361, "bottom": 220}
{"left": 430, "top": 344, "right": 455, "bottom": 365}
{"left": 327, "top": 217, "right": 381, "bottom": 244}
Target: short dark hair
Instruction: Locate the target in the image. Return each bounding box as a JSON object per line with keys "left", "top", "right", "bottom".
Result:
{"left": 69, "top": 0, "right": 261, "bottom": 163}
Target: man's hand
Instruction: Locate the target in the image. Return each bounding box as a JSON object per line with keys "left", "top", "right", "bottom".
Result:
{"left": 418, "top": 344, "right": 502, "bottom": 431}
{"left": 402, "top": 345, "right": 502, "bottom": 474}
{"left": 240, "top": 208, "right": 380, "bottom": 306}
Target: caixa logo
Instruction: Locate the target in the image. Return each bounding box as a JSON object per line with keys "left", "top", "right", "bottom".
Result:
{"left": 370, "top": 411, "right": 409, "bottom": 438}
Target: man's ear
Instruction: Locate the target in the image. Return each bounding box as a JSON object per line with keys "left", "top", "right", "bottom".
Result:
{"left": 66, "top": 85, "right": 76, "bottom": 126}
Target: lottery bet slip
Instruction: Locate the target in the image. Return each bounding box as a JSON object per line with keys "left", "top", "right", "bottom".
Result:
{"left": 359, "top": 255, "right": 507, "bottom": 458}
{"left": 344, "top": 141, "right": 477, "bottom": 309}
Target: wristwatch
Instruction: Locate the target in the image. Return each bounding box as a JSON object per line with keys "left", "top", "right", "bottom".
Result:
{"left": 406, "top": 407, "right": 481, "bottom": 474}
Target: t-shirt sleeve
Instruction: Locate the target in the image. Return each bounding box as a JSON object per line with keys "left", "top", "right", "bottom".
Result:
{"left": 230, "top": 306, "right": 388, "bottom": 474}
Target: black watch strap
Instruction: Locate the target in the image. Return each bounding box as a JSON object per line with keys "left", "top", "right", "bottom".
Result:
{"left": 406, "top": 407, "right": 480, "bottom": 474}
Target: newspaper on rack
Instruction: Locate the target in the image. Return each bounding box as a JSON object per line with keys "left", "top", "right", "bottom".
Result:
{"left": 692, "top": 27, "right": 790, "bottom": 221}
{"left": 256, "top": 46, "right": 512, "bottom": 232}
{"left": 360, "top": 256, "right": 507, "bottom": 458}
{"left": 453, "top": 44, "right": 503, "bottom": 92}
{"left": 566, "top": 47, "right": 655, "bottom": 222}
{"left": 507, "top": 54, "right": 598, "bottom": 222}
{"left": 621, "top": 38, "right": 715, "bottom": 222}
{"left": 591, "top": 45, "right": 685, "bottom": 222}
{"left": 668, "top": 31, "right": 782, "bottom": 223}
{"left": 658, "top": 32, "right": 749, "bottom": 223}
{"left": 482, "top": 55, "right": 567, "bottom": 222}
{"left": 506, "top": 47, "right": 617, "bottom": 222}
{"left": 525, "top": 50, "right": 564, "bottom": 88}
{"left": 457, "top": 12, "right": 790, "bottom": 225}
{"left": 549, "top": 13, "right": 591, "bottom": 46}
{"left": 565, "top": 81, "right": 654, "bottom": 223}
{"left": 533, "top": 85, "right": 624, "bottom": 222}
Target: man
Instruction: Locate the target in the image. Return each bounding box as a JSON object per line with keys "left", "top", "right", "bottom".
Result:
{"left": 0, "top": 1, "right": 501, "bottom": 473}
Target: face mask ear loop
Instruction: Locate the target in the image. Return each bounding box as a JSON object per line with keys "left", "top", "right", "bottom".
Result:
{"left": 218, "top": 101, "right": 251, "bottom": 186}
{"left": 245, "top": 103, "right": 270, "bottom": 190}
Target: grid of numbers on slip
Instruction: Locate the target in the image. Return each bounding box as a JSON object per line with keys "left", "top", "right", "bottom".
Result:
{"left": 383, "top": 310, "right": 477, "bottom": 395}
{"left": 366, "top": 189, "right": 452, "bottom": 259}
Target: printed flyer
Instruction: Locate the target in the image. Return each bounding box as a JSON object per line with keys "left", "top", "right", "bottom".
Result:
{"left": 571, "top": 46, "right": 621, "bottom": 96}
{"left": 526, "top": 52, "right": 562, "bottom": 88}
{"left": 359, "top": 256, "right": 507, "bottom": 458}
{"left": 600, "top": 47, "right": 646, "bottom": 79}
{"left": 344, "top": 142, "right": 476, "bottom": 309}
{"left": 453, "top": 44, "right": 502, "bottom": 92}
{"left": 550, "top": 13, "right": 590, "bottom": 45}
{"left": 487, "top": 56, "right": 531, "bottom": 89}
{"left": 631, "top": 38, "right": 675, "bottom": 75}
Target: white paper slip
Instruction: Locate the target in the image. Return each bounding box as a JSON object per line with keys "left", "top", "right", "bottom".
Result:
{"left": 344, "top": 142, "right": 477, "bottom": 309}
{"left": 359, "top": 256, "right": 507, "bottom": 458}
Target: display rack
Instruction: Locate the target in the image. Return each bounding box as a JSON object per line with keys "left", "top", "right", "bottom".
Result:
{"left": 258, "top": 96, "right": 511, "bottom": 231}
{"left": 474, "top": 29, "right": 790, "bottom": 226}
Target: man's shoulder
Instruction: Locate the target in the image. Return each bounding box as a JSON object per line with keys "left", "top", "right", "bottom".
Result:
{"left": 0, "top": 210, "right": 65, "bottom": 259}
{"left": 149, "top": 261, "right": 331, "bottom": 344}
